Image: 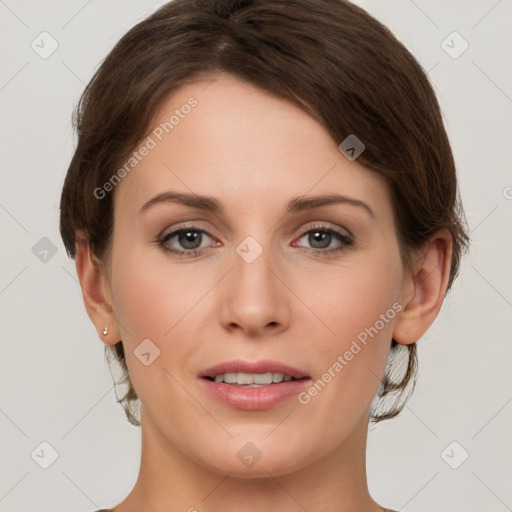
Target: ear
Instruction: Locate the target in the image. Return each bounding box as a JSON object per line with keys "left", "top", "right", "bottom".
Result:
{"left": 393, "top": 228, "right": 453, "bottom": 345}
{"left": 74, "top": 230, "right": 121, "bottom": 345}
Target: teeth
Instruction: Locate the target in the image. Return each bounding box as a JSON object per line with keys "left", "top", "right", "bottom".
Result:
{"left": 253, "top": 373, "right": 272, "bottom": 385}
{"left": 212, "top": 372, "right": 294, "bottom": 386}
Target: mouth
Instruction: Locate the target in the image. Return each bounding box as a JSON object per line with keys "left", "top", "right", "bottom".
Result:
{"left": 203, "top": 371, "right": 306, "bottom": 387}
{"left": 198, "top": 360, "right": 311, "bottom": 410}
{"left": 199, "top": 359, "right": 309, "bottom": 383}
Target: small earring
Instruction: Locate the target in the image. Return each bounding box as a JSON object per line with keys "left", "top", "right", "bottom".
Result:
{"left": 102, "top": 319, "right": 111, "bottom": 336}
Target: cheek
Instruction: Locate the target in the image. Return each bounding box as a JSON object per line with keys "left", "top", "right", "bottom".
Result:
{"left": 108, "top": 257, "right": 208, "bottom": 414}
{"left": 107, "top": 242, "right": 207, "bottom": 384}
{"left": 296, "top": 247, "right": 403, "bottom": 411}
{"left": 306, "top": 246, "right": 403, "bottom": 349}
{"left": 109, "top": 239, "right": 207, "bottom": 342}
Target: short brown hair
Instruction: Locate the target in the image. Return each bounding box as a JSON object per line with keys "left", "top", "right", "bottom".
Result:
{"left": 60, "top": 0, "right": 469, "bottom": 426}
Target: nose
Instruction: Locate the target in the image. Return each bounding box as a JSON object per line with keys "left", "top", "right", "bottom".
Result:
{"left": 218, "top": 240, "right": 290, "bottom": 337}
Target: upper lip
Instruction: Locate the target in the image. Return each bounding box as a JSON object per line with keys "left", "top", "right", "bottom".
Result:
{"left": 199, "top": 359, "right": 309, "bottom": 380}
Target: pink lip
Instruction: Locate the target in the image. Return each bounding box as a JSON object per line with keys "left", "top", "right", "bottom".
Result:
{"left": 198, "top": 359, "right": 311, "bottom": 410}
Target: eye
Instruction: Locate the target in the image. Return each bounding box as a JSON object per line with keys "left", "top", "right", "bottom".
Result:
{"left": 157, "top": 222, "right": 354, "bottom": 258}
{"left": 158, "top": 225, "right": 217, "bottom": 257}
{"left": 293, "top": 224, "right": 354, "bottom": 256}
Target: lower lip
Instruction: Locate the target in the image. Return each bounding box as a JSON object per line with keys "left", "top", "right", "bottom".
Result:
{"left": 200, "top": 378, "right": 311, "bottom": 410}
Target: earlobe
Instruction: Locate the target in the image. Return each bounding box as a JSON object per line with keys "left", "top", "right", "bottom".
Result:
{"left": 74, "top": 230, "right": 121, "bottom": 345}
{"left": 393, "top": 229, "right": 453, "bottom": 345}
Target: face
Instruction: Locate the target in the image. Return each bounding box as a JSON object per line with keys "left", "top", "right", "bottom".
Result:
{"left": 105, "top": 74, "right": 409, "bottom": 477}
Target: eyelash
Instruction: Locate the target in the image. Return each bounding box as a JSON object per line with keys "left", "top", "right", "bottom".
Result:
{"left": 157, "top": 223, "right": 354, "bottom": 258}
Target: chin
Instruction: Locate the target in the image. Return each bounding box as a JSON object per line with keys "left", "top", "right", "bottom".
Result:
{"left": 192, "top": 433, "right": 313, "bottom": 479}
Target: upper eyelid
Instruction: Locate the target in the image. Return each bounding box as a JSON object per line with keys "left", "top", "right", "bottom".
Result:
{"left": 160, "top": 222, "right": 216, "bottom": 240}
{"left": 299, "top": 221, "right": 353, "bottom": 238}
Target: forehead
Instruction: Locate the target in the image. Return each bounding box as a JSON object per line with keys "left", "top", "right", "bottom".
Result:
{"left": 113, "top": 74, "right": 392, "bottom": 221}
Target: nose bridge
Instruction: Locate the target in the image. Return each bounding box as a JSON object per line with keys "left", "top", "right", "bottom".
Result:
{"left": 233, "top": 232, "right": 278, "bottom": 300}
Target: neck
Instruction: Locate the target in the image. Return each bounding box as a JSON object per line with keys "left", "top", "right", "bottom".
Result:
{"left": 113, "top": 408, "right": 385, "bottom": 512}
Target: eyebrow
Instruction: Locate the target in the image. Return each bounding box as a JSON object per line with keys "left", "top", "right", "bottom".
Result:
{"left": 140, "top": 191, "right": 375, "bottom": 219}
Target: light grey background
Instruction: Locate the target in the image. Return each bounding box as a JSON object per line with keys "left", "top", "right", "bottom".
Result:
{"left": 0, "top": 1, "right": 511, "bottom": 511}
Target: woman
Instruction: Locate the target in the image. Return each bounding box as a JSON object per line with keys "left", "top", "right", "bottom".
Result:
{"left": 59, "top": 0, "right": 469, "bottom": 510}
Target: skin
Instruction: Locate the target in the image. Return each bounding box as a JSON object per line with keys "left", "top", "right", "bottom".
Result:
{"left": 75, "top": 74, "right": 452, "bottom": 512}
